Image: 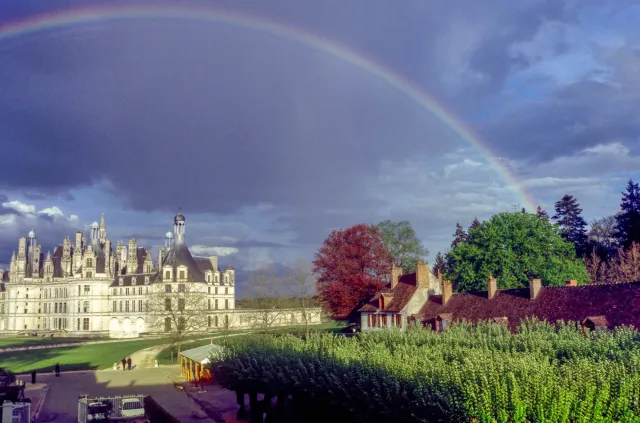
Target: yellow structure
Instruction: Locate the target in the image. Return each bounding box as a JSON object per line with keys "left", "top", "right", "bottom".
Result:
{"left": 179, "top": 342, "right": 221, "bottom": 383}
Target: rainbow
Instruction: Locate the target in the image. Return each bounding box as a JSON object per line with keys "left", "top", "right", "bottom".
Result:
{"left": 0, "top": 4, "right": 537, "bottom": 211}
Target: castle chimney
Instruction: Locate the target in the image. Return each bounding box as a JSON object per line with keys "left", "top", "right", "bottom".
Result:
{"left": 391, "top": 263, "right": 403, "bottom": 289}
{"left": 416, "top": 261, "right": 429, "bottom": 289}
{"left": 529, "top": 278, "right": 542, "bottom": 300}
{"left": 442, "top": 280, "right": 453, "bottom": 305}
{"left": 565, "top": 280, "right": 577, "bottom": 287}
{"left": 488, "top": 274, "right": 497, "bottom": 299}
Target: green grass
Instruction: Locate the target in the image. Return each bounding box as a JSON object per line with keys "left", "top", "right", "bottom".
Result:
{"left": 0, "top": 336, "right": 109, "bottom": 348}
{"left": 156, "top": 321, "right": 346, "bottom": 365}
{"left": 0, "top": 338, "right": 173, "bottom": 374}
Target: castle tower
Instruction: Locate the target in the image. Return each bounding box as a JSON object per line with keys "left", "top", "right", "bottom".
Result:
{"left": 44, "top": 251, "right": 54, "bottom": 279}
{"left": 104, "top": 238, "right": 112, "bottom": 277}
{"left": 16, "top": 236, "right": 27, "bottom": 278}
{"left": 99, "top": 213, "right": 107, "bottom": 244}
{"left": 73, "top": 231, "right": 84, "bottom": 272}
{"left": 126, "top": 238, "right": 138, "bottom": 274}
{"left": 144, "top": 249, "right": 153, "bottom": 273}
{"left": 33, "top": 244, "right": 42, "bottom": 278}
{"left": 62, "top": 238, "right": 72, "bottom": 276}
{"left": 174, "top": 213, "right": 185, "bottom": 244}
{"left": 9, "top": 251, "right": 16, "bottom": 282}
{"left": 84, "top": 244, "right": 96, "bottom": 278}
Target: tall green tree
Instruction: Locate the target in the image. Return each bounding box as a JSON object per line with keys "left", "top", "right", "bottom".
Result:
{"left": 552, "top": 194, "right": 589, "bottom": 257}
{"left": 616, "top": 179, "right": 640, "bottom": 249}
{"left": 376, "top": 220, "right": 428, "bottom": 274}
{"left": 446, "top": 211, "right": 589, "bottom": 292}
{"left": 451, "top": 223, "right": 467, "bottom": 249}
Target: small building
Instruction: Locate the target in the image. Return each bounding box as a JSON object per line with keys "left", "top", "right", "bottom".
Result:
{"left": 179, "top": 343, "right": 223, "bottom": 383}
{"left": 358, "top": 261, "right": 441, "bottom": 331}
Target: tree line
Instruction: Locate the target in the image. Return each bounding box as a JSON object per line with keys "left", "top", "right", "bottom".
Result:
{"left": 311, "top": 179, "right": 640, "bottom": 321}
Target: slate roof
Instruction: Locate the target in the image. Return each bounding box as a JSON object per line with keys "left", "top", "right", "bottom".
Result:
{"left": 153, "top": 241, "right": 205, "bottom": 283}
{"left": 417, "top": 282, "right": 640, "bottom": 331}
{"left": 359, "top": 273, "right": 419, "bottom": 313}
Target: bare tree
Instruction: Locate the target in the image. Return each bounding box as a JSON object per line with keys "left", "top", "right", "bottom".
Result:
{"left": 148, "top": 281, "right": 208, "bottom": 352}
{"left": 243, "top": 264, "right": 287, "bottom": 330}
{"left": 285, "top": 257, "right": 317, "bottom": 337}
{"left": 613, "top": 242, "right": 640, "bottom": 283}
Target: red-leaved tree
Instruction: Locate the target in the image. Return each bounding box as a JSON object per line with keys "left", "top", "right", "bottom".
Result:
{"left": 313, "top": 224, "right": 392, "bottom": 321}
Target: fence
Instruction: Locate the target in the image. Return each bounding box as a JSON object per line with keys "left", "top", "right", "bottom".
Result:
{"left": 0, "top": 401, "right": 31, "bottom": 423}
{"left": 77, "top": 394, "right": 146, "bottom": 423}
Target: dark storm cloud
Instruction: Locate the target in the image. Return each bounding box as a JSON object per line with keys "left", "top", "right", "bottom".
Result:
{"left": 0, "top": 13, "right": 456, "bottom": 216}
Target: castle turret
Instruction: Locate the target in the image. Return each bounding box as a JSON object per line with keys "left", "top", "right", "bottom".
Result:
{"left": 16, "top": 236, "right": 27, "bottom": 278}
{"left": 32, "top": 244, "right": 42, "bottom": 278}
{"left": 9, "top": 251, "right": 16, "bottom": 282}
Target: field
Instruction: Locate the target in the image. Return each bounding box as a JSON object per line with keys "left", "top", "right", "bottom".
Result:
{"left": 211, "top": 319, "right": 640, "bottom": 423}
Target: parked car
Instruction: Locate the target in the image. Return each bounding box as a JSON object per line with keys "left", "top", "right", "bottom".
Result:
{"left": 119, "top": 398, "right": 145, "bottom": 418}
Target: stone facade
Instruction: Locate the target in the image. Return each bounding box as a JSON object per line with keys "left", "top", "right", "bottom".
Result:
{"left": 0, "top": 213, "right": 321, "bottom": 338}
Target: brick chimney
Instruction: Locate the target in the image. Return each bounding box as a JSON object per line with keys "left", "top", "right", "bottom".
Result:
{"left": 391, "top": 264, "right": 403, "bottom": 289}
{"left": 565, "top": 280, "right": 577, "bottom": 287}
{"left": 416, "top": 261, "right": 429, "bottom": 289}
{"left": 488, "top": 274, "right": 497, "bottom": 299}
{"left": 442, "top": 280, "right": 453, "bottom": 305}
{"left": 529, "top": 278, "right": 542, "bottom": 300}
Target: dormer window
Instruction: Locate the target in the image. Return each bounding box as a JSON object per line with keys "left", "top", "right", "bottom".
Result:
{"left": 86, "top": 258, "right": 93, "bottom": 268}
{"left": 145, "top": 264, "right": 152, "bottom": 273}
{"left": 86, "top": 271, "right": 92, "bottom": 279}
{"left": 179, "top": 270, "right": 186, "bottom": 281}
{"left": 163, "top": 267, "right": 173, "bottom": 281}
{"left": 119, "top": 277, "right": 124, "bottom": 286}
{"left": 582, "top": 316, "right": 608, "bottom": 333}
{"left": 144, "top": 275, "right": 150, "bottom": 284}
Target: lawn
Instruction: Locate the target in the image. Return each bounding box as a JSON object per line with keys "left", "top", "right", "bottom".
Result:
{"left": 156, "top": 321, "right": 345, "bottom": 365}
{"left": 0, "top": 336, "right": 109, "bottom": 348}
{"left": 0, "top": 338, "right": 171, "bottom": 374}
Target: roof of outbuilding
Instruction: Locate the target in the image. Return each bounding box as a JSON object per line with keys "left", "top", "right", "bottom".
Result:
{"left": 417, "top": 282, "right": 640, "bottom": 331}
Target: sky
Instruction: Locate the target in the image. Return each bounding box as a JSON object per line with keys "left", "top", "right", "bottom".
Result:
{"left": 1, "top": 0, "right": 639, "bottom": 294}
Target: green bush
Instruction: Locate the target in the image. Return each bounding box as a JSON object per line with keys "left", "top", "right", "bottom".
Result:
{"left": 210, "top": 319, "right": 640, "bottom": 423}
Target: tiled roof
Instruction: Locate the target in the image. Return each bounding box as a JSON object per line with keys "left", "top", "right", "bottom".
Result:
{"left": 359, "top": 273, "right": 419, "bottom": 313}
{"left": 417, "top": 282, "right": 640, "bottom": 331}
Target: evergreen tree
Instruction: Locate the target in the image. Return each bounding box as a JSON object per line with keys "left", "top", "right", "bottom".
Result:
{"left": 552, "top": 194, "right": 588, "bottom": 257}
{"left": 451, "top": 223, "right": 467, "bottom": 249}
{"left": 468, "top": 218, "right": 481, "bottom": 233}
{"left": 536, "top": 206, "right": 549, "bottom": 219}
{"left": 615, "top": 179, "right": 640, "bottom": 249}
{"left": 433, "top": 252, "right": 447, "bottom": 276}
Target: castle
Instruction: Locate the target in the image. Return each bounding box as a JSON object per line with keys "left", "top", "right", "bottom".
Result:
{"left": 0, "top": 213, "right": 320, "bottom": 337}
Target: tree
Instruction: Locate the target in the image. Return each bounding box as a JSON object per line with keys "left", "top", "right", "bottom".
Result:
{"left": 243, "top": 264, "right": 288, "bottom": 330}
{"left": 468, "top": 218, "right": 481, "bottom": 233}
{"left": 616, "top": 179, "right": 640, "bottom": 249}
{"left": 584, "top": 250, "right": 608, "bottom": 284}
{"left": 376, "top": 220, "right": 428, "bottom": 274}
{"left": 451, "top": 223, "right": 467, "bottom": 249}
{"left": 588, "top": 215, "right": 618, "bottom": 260}
{"left": 313, "top": 224, "right": 391, "bottom": 321}
{"left": 446, "top": 211, "right": 589, "bottom": 292}
{"left": 552, "top": 194, "right": 589, "bottom": 257}
{"left": 610, "top": 242, "right": 640, "bottom": 283}
{"left": 432, "top": 252, "right": 447, "bottom": 277}
{"left": 149, "top": 281, "right": 208, "bottom": 353}
{"left": 536, "top": 206, "right": 549, "bottom": 219}
{"left": 285, "top": 257, "right": 318, "bottom": 337}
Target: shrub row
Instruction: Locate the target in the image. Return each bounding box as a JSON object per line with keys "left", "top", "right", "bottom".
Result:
{"left": 209, "top": 319, "right": 640, "bottom": 423}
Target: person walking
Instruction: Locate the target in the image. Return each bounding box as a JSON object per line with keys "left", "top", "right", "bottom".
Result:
{"left": 127, "top": 357, "right": 132, "bottom": 371}
{"left": 54, "top": 363, "right": 60, "bottom": 377}
{"left": 121, "top": 358, "right": 126, "bottom": 371}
